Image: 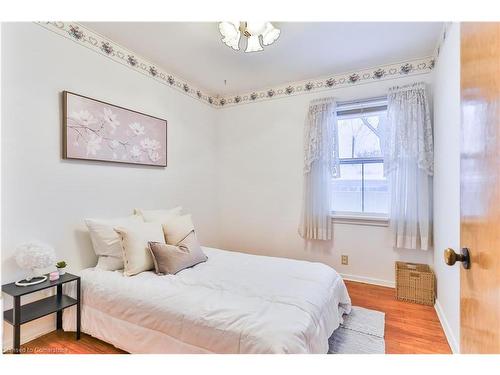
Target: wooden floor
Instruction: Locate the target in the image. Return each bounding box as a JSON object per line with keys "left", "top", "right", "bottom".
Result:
{"left": 9, "top": 280, "right": 451, "bottom": 354}
{"left": 345, "top": 281, "right": 451, "bottom": 354}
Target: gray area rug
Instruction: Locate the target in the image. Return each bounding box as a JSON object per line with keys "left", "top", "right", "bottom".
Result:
{"left": 328, "top": 306, "right": 385, "bottom": 354}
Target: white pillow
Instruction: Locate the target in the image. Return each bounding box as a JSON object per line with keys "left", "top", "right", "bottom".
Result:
{"left": 134, "top": 206, "right": 183, "bottom": 223}
{"left": 114, "top": 222, "right": 165, "bottom": 276}
{"left": 85, "top": 215, "right": 144, "bottom": 270}
{"left": 161, "top": 214, "right": 195, "bottom": 245}
{"left": 96, "top": 256, "right": 125, "bottom": 271}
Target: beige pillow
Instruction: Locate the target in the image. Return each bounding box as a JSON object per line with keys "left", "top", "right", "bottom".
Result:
{"left": 134, "top": 206, "right": 183, "bottom": 223}
{"left": 114, "top": 222, "right": 165, "bottom": 276}
{"left": 85, "top": 215, "right": 144, "bottom": 270}
{"left": 148, "top": 231, "right": 207, "bottom": 275}
{"left": 95, "top": 256, "right": 125, "bottom": 271}
{"left": 161, "top": 214, "right": 195, "bottom": 245}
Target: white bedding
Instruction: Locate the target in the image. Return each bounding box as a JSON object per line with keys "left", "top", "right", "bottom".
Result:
{"left": 63, "top": 247, "right": 351, "bottom": 353}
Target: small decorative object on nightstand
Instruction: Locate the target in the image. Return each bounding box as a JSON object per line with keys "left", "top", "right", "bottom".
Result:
{"left": 2, "top": 273, "right": 81, "bottom": 354}
{"left": 14, "top": 241, "right": 57, "bottom": 286}
{"left": 56, "top": 261, "right": 67, "bottom": 276}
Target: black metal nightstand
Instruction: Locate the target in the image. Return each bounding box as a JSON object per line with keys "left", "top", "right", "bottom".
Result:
{"left": 2, "top": 273, "right": 81, "bottom": 354}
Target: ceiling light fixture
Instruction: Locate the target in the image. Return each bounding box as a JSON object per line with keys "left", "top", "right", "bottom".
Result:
{"left": 218, "top": 22, "right": 280, "bottom": 53}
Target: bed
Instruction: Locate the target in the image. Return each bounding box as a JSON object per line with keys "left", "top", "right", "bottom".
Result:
{"left": 63, "top": 247, "right": 351, "bottom": 354}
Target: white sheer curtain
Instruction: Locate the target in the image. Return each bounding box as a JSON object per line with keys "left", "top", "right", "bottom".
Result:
{"left": 299, "top": 97, "right": 339, "bottom": 240}
{"left": 384, "top": 82, "right": 433, "bottom": 250}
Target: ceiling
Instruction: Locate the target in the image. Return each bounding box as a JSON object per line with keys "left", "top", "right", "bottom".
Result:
{"left": 82, "top": 22, "right": 443, "bottom": 96}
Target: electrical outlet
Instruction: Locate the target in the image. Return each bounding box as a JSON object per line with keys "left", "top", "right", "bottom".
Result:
{"left": 341, "top": 255, "right": 349, "bottom": 265}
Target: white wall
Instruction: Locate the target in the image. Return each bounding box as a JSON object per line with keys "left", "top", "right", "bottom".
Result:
{"left": 432, "top": 23, "right": 461, "bottom": 353}
{"left": 1, "top": 23, "right": 219, "bottom": 348}
{"left": 215, "top": 74, "right": 434, "bottom": 287}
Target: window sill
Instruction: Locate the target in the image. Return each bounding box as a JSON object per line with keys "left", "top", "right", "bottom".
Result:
{"left": 330, "top": 213, "right": 389, "bottom": 227}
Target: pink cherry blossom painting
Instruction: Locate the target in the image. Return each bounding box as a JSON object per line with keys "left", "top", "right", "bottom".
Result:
{"left": 63, "top": 91, "right": 167, "bottom": 167}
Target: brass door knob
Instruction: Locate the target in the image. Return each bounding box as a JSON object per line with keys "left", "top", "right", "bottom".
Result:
{"left": 444, "top": 248, "right": 471, "bottom": 269}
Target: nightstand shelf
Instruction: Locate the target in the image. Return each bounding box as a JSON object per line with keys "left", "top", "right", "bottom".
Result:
{"left": 2, "top": 273, "right": 81, "bottom": 354}
{"left": 4, "top": 295, "right": 78, "bottom": 325}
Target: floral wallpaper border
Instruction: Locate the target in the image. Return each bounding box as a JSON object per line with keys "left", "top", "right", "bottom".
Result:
{"left": 36, "top": 22, "right": 219, "bottom": 106}
{"left": 36, "top": 22, "right": 435, "bottom": 109}
{"left": 217, "top": 56, "right": 434, "bottom": 107}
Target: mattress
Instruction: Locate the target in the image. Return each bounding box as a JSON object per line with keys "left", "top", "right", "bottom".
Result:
{"left": 63, "top": 247, "right": 351, "bottom": 353}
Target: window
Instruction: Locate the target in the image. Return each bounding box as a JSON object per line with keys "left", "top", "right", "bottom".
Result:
{"left": 331, "top": 98, "right": 389, "bottom": 218}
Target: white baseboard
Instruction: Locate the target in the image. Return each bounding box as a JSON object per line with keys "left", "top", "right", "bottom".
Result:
{"left": 340, "top": 273, "right": 395, "bottom": 288}
{"left": 434, "top": 299, "right": 459, "bottom": 354}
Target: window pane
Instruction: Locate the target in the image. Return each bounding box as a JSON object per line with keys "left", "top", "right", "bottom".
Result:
{"left": 363, "top": 163, "right": 389, "bottom": 214}
{"left": 333, "top": 102, "right": 388, "bottom": 215}
{"left": 337, "top": 113, "right": 385, "bottom": 159}
{"left": 331, "top": 164, "right": 362, "bottom": 212}
{"left": 338, "top": 118, "right": 358, "bottom": 158}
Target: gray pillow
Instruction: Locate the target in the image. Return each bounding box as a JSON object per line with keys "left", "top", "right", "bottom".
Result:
{"left": 148, "top": 231, "right": 207, "bottom": 275}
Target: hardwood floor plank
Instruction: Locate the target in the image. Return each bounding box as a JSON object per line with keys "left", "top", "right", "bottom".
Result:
{"left": 6, "top": 281, "right": 451, "bottom": 354}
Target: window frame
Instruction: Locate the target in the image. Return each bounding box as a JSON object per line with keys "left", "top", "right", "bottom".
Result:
{"left": 331, "top": 98, "right": 389, "bottom": 224}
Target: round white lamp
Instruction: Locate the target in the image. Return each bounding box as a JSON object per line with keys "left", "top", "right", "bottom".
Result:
{"left": 15, "top": 241, "right": 56, "bottom": 286}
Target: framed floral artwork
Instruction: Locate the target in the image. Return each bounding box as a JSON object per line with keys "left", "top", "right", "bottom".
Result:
{"left": 63, "top": 91, "right": 167, "bottom": 167}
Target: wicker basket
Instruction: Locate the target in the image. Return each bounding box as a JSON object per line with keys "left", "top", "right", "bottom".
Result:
{"left": 395, "top": 262, "right": 436, "bottom": 306}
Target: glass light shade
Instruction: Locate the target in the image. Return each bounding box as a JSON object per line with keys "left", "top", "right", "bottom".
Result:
{"left": 219, "top": 21, "right": 241, "bottom": 50}
{"left": 219, "top": 21, "right": 279, "bottom": 52}
{"left": 245, "top": 35, "right": 263, "bottom": 52}
{"left": 262, "top": 22, "right": 280, "bottom": 46}
{"left": 245, "top": 22, "right": 267, "bottom": 36}
{"left": 222, "top": 34, "right": 240, "bottom": 50}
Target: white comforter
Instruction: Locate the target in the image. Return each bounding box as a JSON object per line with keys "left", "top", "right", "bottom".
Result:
{"left": 63, "top": 247, "right": 351, "bottom": 353}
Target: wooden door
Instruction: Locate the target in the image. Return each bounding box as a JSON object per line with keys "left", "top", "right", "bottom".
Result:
{"left": 460, "top": 22, "right": 500, "bottom": 354}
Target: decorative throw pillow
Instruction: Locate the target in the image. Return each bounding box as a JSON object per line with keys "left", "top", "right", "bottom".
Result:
{"left": 161, "top": 214, "right": 195, "bottom": 245}
{"left": 114, "top": 222, "right": 165, "bottom": 276}
{"left": 85, "top": 215, "right": 144, "bottom": 270}
{"left": 148, "top": 231, "right": 207, "bottom": 275}
{"left": 134, "top": 206, "right": 183, "bottom": 223}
